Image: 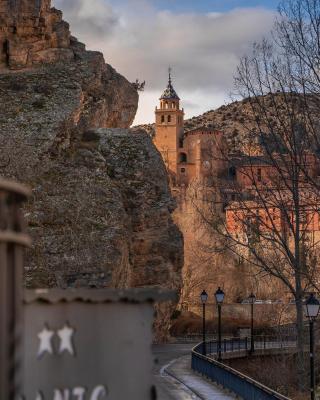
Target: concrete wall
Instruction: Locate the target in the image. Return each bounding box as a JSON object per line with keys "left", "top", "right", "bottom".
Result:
{"left": 20, "top": 293, "right": 157, "bottom": 400}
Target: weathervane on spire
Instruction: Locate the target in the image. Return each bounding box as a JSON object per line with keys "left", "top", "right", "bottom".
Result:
{"left": 160, "top": 67, "right": 180, "bottom": 100}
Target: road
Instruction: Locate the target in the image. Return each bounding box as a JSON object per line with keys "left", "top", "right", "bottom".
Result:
{"left": 152, "top": 343, "right": 199, "bottom": 400}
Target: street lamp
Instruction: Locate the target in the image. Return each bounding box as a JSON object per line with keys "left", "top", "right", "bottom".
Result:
{"left": 200, "top": 290, "right": 208, "bottom": 355}
{"left": 304, "top": 293, "right": 320, "bottom": 400}
{"left": 248, "top": 292, "right": 256, "bottom": 354}
{"left": 215, "top": 287, "right": 225, "bottom": 361}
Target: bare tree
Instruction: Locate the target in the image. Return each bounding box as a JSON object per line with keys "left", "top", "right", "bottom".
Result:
{"left": 192, "top": 0, "right": 320, "bottom": 389}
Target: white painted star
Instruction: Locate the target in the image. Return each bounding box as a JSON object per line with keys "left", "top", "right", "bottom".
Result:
{"left": 58, "top": 323, "right": 75, "bottom": 356}
{"left": 37, "top": 325, "right": 54, "bottom": 359}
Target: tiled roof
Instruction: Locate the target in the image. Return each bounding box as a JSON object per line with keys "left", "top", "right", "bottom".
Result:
{"left": 160, "top": 72, "right": 180, "bottom": 100}
{"left": 160, "top": 82, "right": 180, "bottom": 100}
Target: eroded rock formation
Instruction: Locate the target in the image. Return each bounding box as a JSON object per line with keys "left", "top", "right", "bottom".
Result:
{"left": 0, "top": 0, "right": 74, "bottom": 69}
{"left": 0, "top": 1, "right": 183, "bottom": 339}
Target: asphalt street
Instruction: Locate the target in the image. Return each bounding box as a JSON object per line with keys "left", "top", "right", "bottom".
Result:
{"left": 152, "top": 343, "right": 199, "bottom": 400}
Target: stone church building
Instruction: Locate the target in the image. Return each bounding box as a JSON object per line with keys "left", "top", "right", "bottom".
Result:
{"left": 153, "top": 72, "right": 225, "bottom": 186}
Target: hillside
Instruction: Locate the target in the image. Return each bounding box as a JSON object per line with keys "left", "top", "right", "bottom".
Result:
{"left": 135, "top": 97, "right": 258, "bottom": 151}
{"left": 135, "top": 93, "right": 314, "bottom": 154}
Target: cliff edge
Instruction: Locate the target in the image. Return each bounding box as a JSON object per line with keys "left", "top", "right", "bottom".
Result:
{"left": 0, "top": 0, "right": 183, "bottom": 339}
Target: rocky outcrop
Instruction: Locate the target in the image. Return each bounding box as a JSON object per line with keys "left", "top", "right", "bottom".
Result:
{"left": 0, "top": 1, "right": 184, "bottom": 340}
{"left": 0, "top": 0, "right": 73, "bottom": 69}
{"left": 20, "top": 128, "right": 182, "bottom": 293}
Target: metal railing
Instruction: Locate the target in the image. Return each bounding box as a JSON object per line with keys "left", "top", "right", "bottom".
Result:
{"left": 192, "top": 338, "right": 293, "bottom": 400}
{"left": 203, "top": 334, "right": 297, "bottom": 357}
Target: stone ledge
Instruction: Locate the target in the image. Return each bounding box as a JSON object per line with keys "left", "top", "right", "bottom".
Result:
{"left": 24, "top": 287, "right": 178, "bottom": 304}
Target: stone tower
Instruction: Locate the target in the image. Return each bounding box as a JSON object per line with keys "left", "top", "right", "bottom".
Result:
{"left": 154, "top": 69, "right": 184, "bottom": 175}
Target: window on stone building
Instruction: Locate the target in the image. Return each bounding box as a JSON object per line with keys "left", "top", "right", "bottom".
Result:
{"left": 172, "top": 102, "right": 175, "bottom": 109}
{"left": 179, "top": 153, "right": 187, "bottom": 163}
{"left": 181, "top": 168, "right": 186, "bottom": 173}
{"left": 179, "top": 138, "right": 184, "bottom": 148}
{"left": 257, "top": 168, "right": 262, "bottom": 182}
{"left": 161, "top": 115, "right": 165, "bottom": 123}
{"left": 228, "top": 166, "right": 236, "bottom": 180}
{"left": 168, "top": 115, "right": 171, "bottom": 123}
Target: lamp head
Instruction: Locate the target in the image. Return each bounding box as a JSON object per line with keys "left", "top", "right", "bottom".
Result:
{"left": 304, "top": 293, "right": 320, "bottom": 321}
{"left": 215, "top": 287, "right": 225, "bottom": 305}
{"left": 200, "top": 290, "right": 208, "bottom": 304}
{"left": 248, "top": 292, "right": 256, "bottom": 304}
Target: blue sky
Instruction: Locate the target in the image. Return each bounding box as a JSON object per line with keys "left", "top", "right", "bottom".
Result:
{"left": 152, "top": 0, "right": 279, "bottom": 12}
{"left": 56, "top": 0, "right": 278, "bottom": 124}
{"left": 111, "top": 0, "right": 279, "bottom": 13}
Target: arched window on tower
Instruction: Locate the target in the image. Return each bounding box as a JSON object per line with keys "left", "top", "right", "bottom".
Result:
{"left": 168, "top": 115, "right": 171, "bottom": 123}
{"left": 228, "top": 166, "right": 236, "bottom": 180}
{"left": 161, "top": 115, "right": 165, "bottom": 123}
{"left": 179, "top": 153, "right": 187, "bottom": 163}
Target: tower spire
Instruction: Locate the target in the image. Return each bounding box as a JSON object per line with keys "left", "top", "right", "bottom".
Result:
{"left": 160, "top": 67, "right": 180, "bottom": 100}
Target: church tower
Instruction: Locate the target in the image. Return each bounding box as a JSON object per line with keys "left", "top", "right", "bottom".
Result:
{"left": 154, "top": 69, "right": 184, "bottom": 175}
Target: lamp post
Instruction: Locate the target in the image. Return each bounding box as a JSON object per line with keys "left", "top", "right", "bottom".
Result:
{"left": 304, "top": 293, "right": 320, "bottom": 400}
{"left": 200, "top": 290, "right": 208, "bottom": 355}
{"left": 215, "top": 287, "right": 225, "bottom": 362}
{"left": 248, "top": 292, "right": 256, "bottom": 354}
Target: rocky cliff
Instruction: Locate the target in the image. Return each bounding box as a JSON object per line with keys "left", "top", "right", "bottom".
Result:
{"left": 0, "top": 0, "right": 73, "bottom": 69}
{"left": 0, "top": 0, "right": 183, "bottom": 338}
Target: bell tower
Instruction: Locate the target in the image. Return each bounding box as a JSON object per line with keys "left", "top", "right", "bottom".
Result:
{"left": 154, "top": 69, "right": 184, "bottom": 175}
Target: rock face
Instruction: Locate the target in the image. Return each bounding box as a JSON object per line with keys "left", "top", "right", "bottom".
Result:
{"left": 0, "top": 1, "right": 184, "bottom": 339}
{"left": 22, "top": 128, "right": 183, "bottom": 293}
{"left": 0, "top": 0, "right": 73, "bottom": 69}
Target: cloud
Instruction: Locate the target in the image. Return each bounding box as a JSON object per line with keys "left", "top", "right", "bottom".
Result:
{"left": 53, "top": 0, "right": 118, "bottom": 39}
{"left": 53, "top": 0, "right": 276, "bottom": 124}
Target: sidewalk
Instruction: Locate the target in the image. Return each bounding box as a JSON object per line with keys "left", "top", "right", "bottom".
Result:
{"left": 163, "top": 355, "right": 236, "bottom": 400}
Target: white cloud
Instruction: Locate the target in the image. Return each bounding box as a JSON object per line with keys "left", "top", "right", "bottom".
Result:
{"left": 53, "top": 0, "right": 276, "bottom": 125}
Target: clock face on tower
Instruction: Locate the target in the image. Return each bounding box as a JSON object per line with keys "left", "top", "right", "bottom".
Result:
{"left": 203, "top": 161, "right": 210, "bottom": 169}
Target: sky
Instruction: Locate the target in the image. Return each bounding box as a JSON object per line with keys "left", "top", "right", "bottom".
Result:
{"left": 53, "top": 0, "right": 278, "bottom": 125}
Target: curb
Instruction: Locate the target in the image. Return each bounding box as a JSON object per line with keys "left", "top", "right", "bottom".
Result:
{"left": 161, "top": 356, "right": 205, "bottom": 400}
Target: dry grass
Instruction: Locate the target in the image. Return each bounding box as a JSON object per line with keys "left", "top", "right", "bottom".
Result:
{"left": 170, "top": 310, "right": 270, "bottom": 336}
{"left": 225, "top": 354, "right": 317, "bottom": 400}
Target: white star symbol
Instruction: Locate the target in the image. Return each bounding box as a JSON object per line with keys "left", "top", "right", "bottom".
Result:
{"left": 37, "top": 325, "right": 54, "bottom": 359}
{"left": 57, "top": 324, "right": 75, "bottom": 356}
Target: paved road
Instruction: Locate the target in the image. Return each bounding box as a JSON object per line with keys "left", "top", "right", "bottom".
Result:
{"left": 152, "top": 343, "right": 198, "bottom": 400}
